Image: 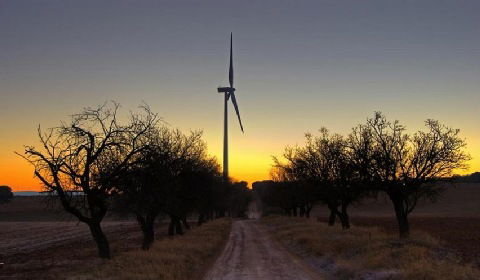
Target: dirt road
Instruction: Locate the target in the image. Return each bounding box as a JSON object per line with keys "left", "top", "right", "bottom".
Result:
{"left": 203, "top": 219, "right": 323, "bottom": 280}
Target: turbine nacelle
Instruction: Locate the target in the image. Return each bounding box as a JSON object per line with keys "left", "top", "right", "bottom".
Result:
{"left": 217, "top": 87, "right": 235, "bottom": 93}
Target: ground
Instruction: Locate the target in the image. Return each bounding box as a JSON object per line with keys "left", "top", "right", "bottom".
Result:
{"left": 0, "top": 221, "right": 150, "bottom": 279}
{"left": 312, "top": 183, "right": 480, "bottom": 266}
{"left": 0, "top": 197, "right": 164, "bottom": 280}
{"left": 1, "top": 183, "right": 479, "bottom": 279}
{"left": 348, "top": 216, "right": 480, "bottom": 266}
{"left": 204, "top": 220, "right": 322, "bottom": 280}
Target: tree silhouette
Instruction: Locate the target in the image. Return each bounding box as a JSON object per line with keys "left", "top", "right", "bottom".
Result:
{"left": 273, "top": 129, "right": 366, "bottom": 228}
{"left": 0, "top": 186, "right": 13, "bottom": 203}
{"left": 114, "top": 127, "right": 225, "bottom": 248}
{"left": 365, "top": 112, "right": 470, "bottom": 238}
{"left": 19, "top": 102, "right": 158, "bottom": 258}
{"left": 264, "top": 112, "right": 469, "bottom": 237}
{"left": 228, "top": 181, "right": 252, "bottom": 218}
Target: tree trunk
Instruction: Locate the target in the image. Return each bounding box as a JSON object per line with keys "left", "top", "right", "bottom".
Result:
{"left": 292, "top": 207, "right": 297, "bottom": 217}
{"left": 327, "top": 203, "right": 337, "bottom": 226}
{"left": 88, "top": 222, "right": 110, "bottom": 259}
{"left": 197, "top": 213, "right": 205, "bottom": 226}
{"left": 182, "top": 215, "right": 190, "bottom": 230}
{"left": 175, "top": 217, "right": 183, "bottom": 235}
{"left": 339, "top": 203, "right": 350, "bottom": 230}
{"left": 168, "top": 216, "right": 184, "bottom": 236}
{"left": 218, "top": 209, "right": 225, "bottom": 218}
{"left": 299, "top": 205, "right": 305, "bottom": 217}
{"left": 136, "top": 212, "right": 157, "bottom": 250}
{"left": 142, "top": 222, "right": 155, "bottom": 250}
{"left": 285, "top": 208, "right": 291, "bottom": 216}
{"left": 168, "top": 217, "right": 174, "bottom": 236}
{"left": 305, "top": 204, "right": 312, "bottom": 218}
{"left": 388, "top": 191, "right": 410, "bottom": 238}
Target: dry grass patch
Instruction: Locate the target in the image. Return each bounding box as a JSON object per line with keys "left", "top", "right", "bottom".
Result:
{"left": 71, "top": 219, "right": 231, "bottom": 280}
{"left": 263, "top": 216, "right": 479, "bottom": 280}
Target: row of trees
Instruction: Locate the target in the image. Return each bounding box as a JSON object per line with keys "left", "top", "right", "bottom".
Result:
{"left": 19, "top": 102, "right": 251, "bottom": 258}
{"left": 256, "top": 112, "right": 469, "bottom": 238}
{"left": 0, "top": 186, "right": 13, "bottom": 203}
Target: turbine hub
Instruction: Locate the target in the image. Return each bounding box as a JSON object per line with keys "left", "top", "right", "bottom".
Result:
{"left": 217, "top": 87, "right": 235, "bottom": 93}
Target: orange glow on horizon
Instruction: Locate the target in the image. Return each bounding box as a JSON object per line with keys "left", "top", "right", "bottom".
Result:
{"left": 2, "top": 112, "right": 479, "bottom": 192}
{"left": 2, "top": 139, "right": 479, "bottom": 192}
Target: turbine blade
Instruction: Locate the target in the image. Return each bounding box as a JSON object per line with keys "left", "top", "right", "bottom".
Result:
{"left": 230, "top": 91, "right": 244, "bottom": 133}
{"left": 229, "top": 33, "right": 233, "bottom": 88}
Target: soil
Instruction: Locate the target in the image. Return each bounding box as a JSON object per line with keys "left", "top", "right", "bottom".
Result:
{"left": 0, "top": 221, "right": 166, "bottom": 280}
{"left": 203, "top": 219, "right": 324, "bottom": 280}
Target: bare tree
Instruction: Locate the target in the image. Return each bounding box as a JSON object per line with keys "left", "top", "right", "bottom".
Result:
{"left": 18, "top": 102, "right": 158, "bottom": 258}
{"left": 268, "top": 112, "right": 469, "bottom": 237}
{"left": 366, "top": 112, "right": 470, "bottom": 238}
{"left": 273, "top": 129, "right": 365, "bottom": 228}
{"left": 162, "top": 129, "right": 213, "bottom": 235}
{"left": 272, "top": 147, "right": 312, "bottom": 217}
{"left": 115, "top": 127, "right": 224, "bottom": 248}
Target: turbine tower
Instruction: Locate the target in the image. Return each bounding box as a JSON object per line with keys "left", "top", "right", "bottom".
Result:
{"left": 217, "top": 33, "right": 244, "bottom": 182}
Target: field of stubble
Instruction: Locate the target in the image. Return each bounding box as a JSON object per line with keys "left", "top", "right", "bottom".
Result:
{"left": 313, "top": 183, "right": 480, "bottom": 267}
{"left": 0, "top": 197, "right": 160, "bottom": 279}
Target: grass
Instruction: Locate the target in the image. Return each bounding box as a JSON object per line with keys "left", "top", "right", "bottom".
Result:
{"left": 70, "top": 218, "right": 231, "bottom": 280}
{"left": 344, "top": 216, "right": 480, "bottom": 266}
{"left": 263, "top": 215, "right": 480, "bottom": 280}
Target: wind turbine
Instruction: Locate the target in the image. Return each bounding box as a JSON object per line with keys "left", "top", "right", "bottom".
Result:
{"left": 217, "top": 33, "right": 244, "bottom": 182}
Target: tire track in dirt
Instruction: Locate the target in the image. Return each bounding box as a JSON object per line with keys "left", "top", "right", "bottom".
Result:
{"left": 203, "top": 220, "right": 323, "bottom": 280}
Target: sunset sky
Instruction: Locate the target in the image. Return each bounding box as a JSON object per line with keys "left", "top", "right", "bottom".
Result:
{"left": 1, "top": 1, "right": 479, "bottom": 191}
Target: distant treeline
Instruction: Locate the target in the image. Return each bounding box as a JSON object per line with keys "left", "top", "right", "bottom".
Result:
{"left": 254, "top": 112, "right": 470, "bottom": 239}
{"left": 0, "top": 186, "right": 13, "bottom": 203}
{"left": 18, "top": 102, "right": 251, "bottom": 259}
{"left": 452, "top": 172, "right": 480, "bottom": 183}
